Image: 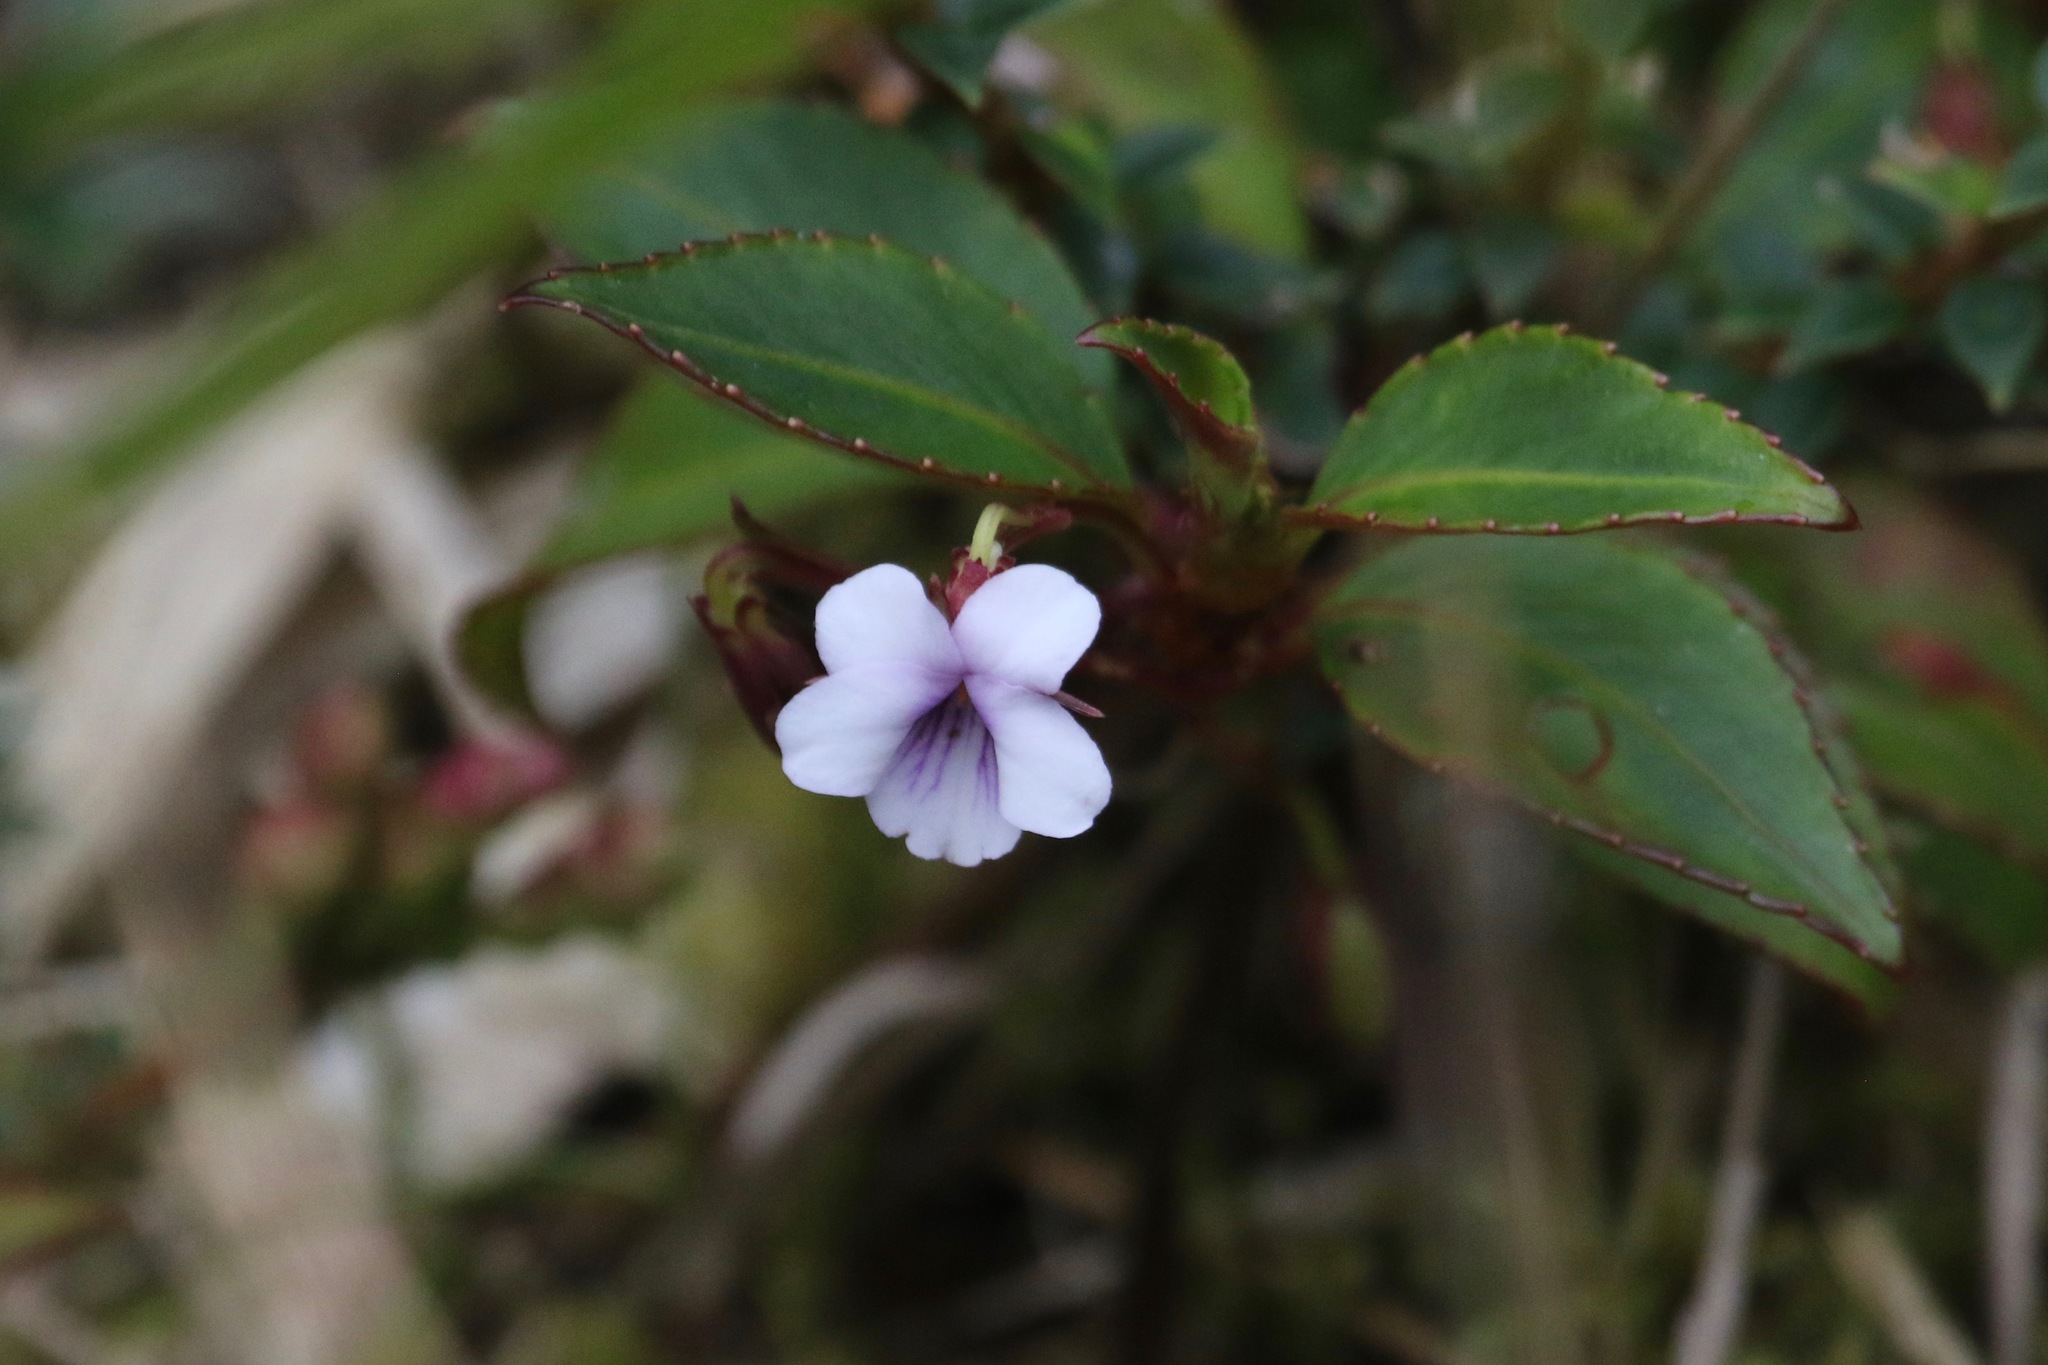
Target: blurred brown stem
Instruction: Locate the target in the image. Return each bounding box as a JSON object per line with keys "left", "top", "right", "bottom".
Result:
{"left": 1985, "top": 966, "right": 2048, "bottom": 1365}
{"left": 1671, "top": 958, "right": 1788, "bottom": 1365}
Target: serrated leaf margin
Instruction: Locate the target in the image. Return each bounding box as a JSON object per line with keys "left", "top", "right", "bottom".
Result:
{"left": 505, "top": 231, "right": 1135, "bottom": 506}
{"left": 1318, "top": 538, "right": 1903, "bottom": 967}
{"left": 1288, "top": 323, "right": 1861, "bottom": 536}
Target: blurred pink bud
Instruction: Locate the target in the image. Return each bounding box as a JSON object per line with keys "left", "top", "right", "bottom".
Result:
{"left": 420, "top": 735, "right": 571, "bottom": 824}
{"left": 1921, "top": 60, "right": 2003, "bottom": 161}
{"left": 1879, "top": 627, "right": 1999, "bottom": 701}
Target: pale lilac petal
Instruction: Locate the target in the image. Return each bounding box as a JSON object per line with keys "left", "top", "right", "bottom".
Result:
{"left": 866, "top": 695, "right": 1022, "bottom": 866}
{"left": 776, "top": 664, "right": 956, "bottom": 797}
{"left": 814, "top": 564, "right": 961, "bottom": 678}
{"left": 951, "top": 564, "right": 1100, "bottom": 693}
{"left": 967, "top": 678, "right": 1112, "bottom": 839}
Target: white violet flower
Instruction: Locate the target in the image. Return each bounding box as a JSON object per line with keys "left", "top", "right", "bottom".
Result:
{"left": 774, "top": 562, "right": 1111, "bottom": 866}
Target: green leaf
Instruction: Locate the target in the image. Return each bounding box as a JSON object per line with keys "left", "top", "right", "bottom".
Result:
{"left": 1296, "top": 325, "right": 1855, "bottom": 534}
{"left": 1366, "top": 229, "right": 1468, "bottom": 324}
{"left": 1314, "top": 535, "right": 1901, "bottom": 965}
{"left": 1870, "top": 150, "right": 2001, "bottom": 220}
{"left": 1709, "top": 0, "right": 1935, "bottom": 254}
{"left": 1738, "top": 481, "right": 2048, "bottom": 868}
{"left": 1581, "top": 848, "right": 1897, "bottom": 1010}
{"left": 1079, "top": 317, "right": 1258, "bottom": 462}
{"left": 1080, "top": 317, "right": 1266, "bottom": 515}
{"left": 1834, "top": 683, "right": 2048, "bottom": 866}
{"left": 1992, "top": 135, "right": 2048, "bottom": 217}
{"left": 1379, "top": 54, "right": 1568, "bottom": 180}
{"left": 1558, "top": 0, "right": 1657, "bottom": 60}
{"left": 1899, "top": 823, "right": 2048, "bottom": 972}
{"left": 460, "top": 380, "right": 907, "bottom": 717}
{"left": 1778, "top": 278, "right": 1909, "bottom": 372}
{"left": 1464, "top": 216, "right": 1557, "bottom": 319}
{"left": 1030, "top": 0, "right": 1306, "bottom": 256}
{"left": 1015, "top": 116, "right": 1119, "bottom": 219}
{"left": 896, "top": 0, "right": 1068, "bottom": 106}
{"left": 0, "top": 0, "right": 545, "bottom": 156}
{"left": 538, "top": 383, "right": 906, "bottom": 572}
{"left": 2033, "top": 38, "right": 2048, "bottom": 113}
{"left": 1939, "top": 275, "right": 2046, "bottom": 411}
{"left": 512, "top": 233, "right": 1130, "bottom": 496}
{"left": 550, "top": 99, "right": 1103, "bottom": 386}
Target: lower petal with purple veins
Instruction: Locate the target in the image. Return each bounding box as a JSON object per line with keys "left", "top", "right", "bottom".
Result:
{"left": 966, "top": 678, "right": 1112, "bottom": 839}
{"left": 866, "top": 695, "right": 1021, "bottom": 867}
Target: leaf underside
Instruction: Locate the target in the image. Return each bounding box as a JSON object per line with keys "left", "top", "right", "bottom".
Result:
{"left": 1295, "top": 324, "right": 1855, "bottom": 534}
{"left": 510, "top": 234, "right": 1131, "bottom": 496}
{"left": 1315, "top": 535, "right": 1901, "bottom": 966}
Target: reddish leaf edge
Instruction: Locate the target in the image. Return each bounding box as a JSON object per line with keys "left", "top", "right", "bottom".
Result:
{"left": 1320, "top": 541, "right": 1903, "bottom": 970}
{"left": 1336, "top": 716, "right": 1903, "bottom": 967}
{"left": 1078, "top": 317, "right": 1262, "bottom": 466}
{"left": 1289, "top": 322, "right": 1862, "bottom": 536}
{"left": 1673, "top": 549, "right": 1903, "bottom": 926}
{"left": 502, "top": 231, "right": 1137, "bottom": 508}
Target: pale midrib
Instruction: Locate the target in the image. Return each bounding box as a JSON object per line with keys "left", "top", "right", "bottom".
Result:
{"left": 1325, "top": 596, "right": 1881, "bottom": 927}
{"left": 629, "top": 312, "right": 1117, "bottom": 481}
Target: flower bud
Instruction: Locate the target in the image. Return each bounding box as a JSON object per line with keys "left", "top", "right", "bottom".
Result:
{"left": 692, "top": 535, "right": 849, "bottom": 748}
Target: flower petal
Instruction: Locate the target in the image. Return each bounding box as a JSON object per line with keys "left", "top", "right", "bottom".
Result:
{"left": 776, "top": 664, "right": 955, "bottom": 797}
{"left": 951, "top": 564, "right": 1100, "bottom": 693}
{"left": 815, "top": 564, "right": 962, "bottom": 678}
{"left": 866, "top": 695, "right": 1022, "bottom": 866}
{"left": 968, "top": 678, "right": 1112, "bottom": 839}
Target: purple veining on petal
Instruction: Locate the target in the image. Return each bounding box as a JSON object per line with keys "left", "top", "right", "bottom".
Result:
{"left": 785, "top": 560, "right": 1104, "bottom": 864}
{"left": 865, "top": 692, "right": 1018, "bottom": 865}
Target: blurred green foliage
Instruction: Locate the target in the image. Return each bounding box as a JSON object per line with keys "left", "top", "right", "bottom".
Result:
{"left": 15, "top": 0, "right": 2048, "bottom": 1361}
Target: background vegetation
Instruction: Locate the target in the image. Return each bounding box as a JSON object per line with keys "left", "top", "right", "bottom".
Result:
{"left": 5, "top": 0, "right": 2048, "bottom": 1363}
